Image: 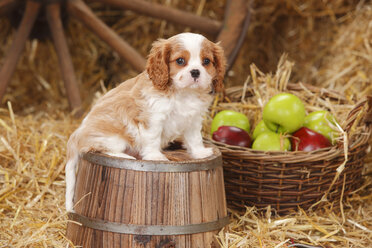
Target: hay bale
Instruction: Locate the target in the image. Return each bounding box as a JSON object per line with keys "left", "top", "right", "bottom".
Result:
{"left": 314, "top": 5, "right": 372, "bottom": 100}
{"left": 0, "top": 104, "right": 76, "bottom": 247}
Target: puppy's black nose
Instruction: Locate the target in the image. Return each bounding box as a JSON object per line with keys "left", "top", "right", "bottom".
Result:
{"left": 190, "top": 69, "right": 200, "bottom": 79}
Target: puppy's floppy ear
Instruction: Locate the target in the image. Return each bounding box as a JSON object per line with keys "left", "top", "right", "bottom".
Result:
{"left": 212, "top": 42, "right": 226, "bottom": 93}
{"left": 146, "top": 39, "right": 171, "bottom": 90}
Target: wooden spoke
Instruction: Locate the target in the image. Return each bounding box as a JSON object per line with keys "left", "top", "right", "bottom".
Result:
{"left": 67, "top": 0, "right": 146, "bottom": 72}
{"left": 224, "top": 8, "right": 251, "bottom": 69}
{"left": 46, "top": 2, "right": 83, "bottom": 115}
{"left": 217, "top": 0, "right": 250, "bottom": 69}
{"left": 95, "top": 0, "right": 222, "bottom": 35}
{"left": 0, "top": 0, "right": 41, "bottom": 102}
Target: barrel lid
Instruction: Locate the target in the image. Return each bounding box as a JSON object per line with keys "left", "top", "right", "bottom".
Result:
{"left": 81, "top": 146, "right": 222, "bottom": 172}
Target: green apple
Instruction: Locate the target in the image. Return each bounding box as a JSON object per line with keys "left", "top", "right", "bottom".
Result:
{"left": 304, "top": 110, "right": 339, "bottom": 144}
{"left": 252, "top": 131, "right": 291, "bottom": 151}
{"left": 211, "top": 110, "right": 250, "bottom": 135}
{"left": 252, "top": 120, "right": 271, "bottom": 140}
{"left": 263, "top": 93, "right": 306, "bottom": 133}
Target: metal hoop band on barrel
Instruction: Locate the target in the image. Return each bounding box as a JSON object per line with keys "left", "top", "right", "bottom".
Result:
{"left": 69, "top": 212, "right": 229, "bottom": 235}
{"left": 82, "top": 148, "right": 222, "bottom": 172}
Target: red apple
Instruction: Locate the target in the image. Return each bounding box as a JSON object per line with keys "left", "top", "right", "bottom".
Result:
{"left": 212, "top": 126, "right": 251, "bottom": 147}
{"left": 291, "top": 127, "right": 331, "bottom": 152}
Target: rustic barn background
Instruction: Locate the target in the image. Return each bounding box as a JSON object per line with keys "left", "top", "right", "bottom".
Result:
{"left": 0, "top": 0, "right": 371, "bottom": 247}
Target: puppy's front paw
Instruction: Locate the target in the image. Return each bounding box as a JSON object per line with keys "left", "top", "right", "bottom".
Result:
{"left": 106, "top": 152, "right": 136, "bottom": 160}
{"left": 191, "top": 147, "right": 214, "bottom": 159}
{"left": 143, "top": 152, "right": 169, "bottom": 161}
{"left": 66, "top": 201, "right": 74, "bottom": 213}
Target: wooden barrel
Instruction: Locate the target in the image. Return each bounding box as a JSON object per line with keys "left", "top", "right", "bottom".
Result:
{"left": 66, "top": 145, "right": 228, "bottom": 248}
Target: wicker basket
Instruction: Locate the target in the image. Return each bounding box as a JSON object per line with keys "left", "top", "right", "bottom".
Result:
{"left": 211, "top": 83, "right": 372, "bottom": 214}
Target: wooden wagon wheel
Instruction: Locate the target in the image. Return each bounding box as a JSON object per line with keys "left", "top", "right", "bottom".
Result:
{"left": 0, "top": 0, "right": 251, "bottom": 114}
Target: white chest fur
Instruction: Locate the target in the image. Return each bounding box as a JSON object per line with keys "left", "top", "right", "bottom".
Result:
{"left": 145, "top": 90, "right": 212, "bottom": 147}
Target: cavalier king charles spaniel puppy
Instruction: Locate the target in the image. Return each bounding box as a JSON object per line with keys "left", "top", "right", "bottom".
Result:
{"left": 65, "top": 32, "right": 226, "bottom": 211}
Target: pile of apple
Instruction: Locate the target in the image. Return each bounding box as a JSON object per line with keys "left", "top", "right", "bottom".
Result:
{"left": 211, "top": 93, "right": 339, "bottom": 151}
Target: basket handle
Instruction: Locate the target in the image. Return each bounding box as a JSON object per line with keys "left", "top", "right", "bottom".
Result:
{"left": 344, "top": 96, "right": 372, "bottom": 134}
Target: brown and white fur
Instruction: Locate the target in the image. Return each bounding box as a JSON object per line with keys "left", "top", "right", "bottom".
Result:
{"left": 65, "top": 33, "right": 226, "bottom": 212}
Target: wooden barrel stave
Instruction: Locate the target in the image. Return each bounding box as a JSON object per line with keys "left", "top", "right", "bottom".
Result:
{"left": 67, "top": 148, "right": 227, "bottom": 248}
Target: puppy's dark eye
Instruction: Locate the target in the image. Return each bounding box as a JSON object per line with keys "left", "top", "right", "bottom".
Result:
{"left": 176, "top": 58, "right": 185, "bottom": 65}
{"left": 203, "top": 58, "right": 210, "bottom": 65}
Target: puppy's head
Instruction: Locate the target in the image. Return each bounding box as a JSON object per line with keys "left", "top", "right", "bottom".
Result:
{"left": 146, "top": 33, "right": 226, "bottom": 93}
